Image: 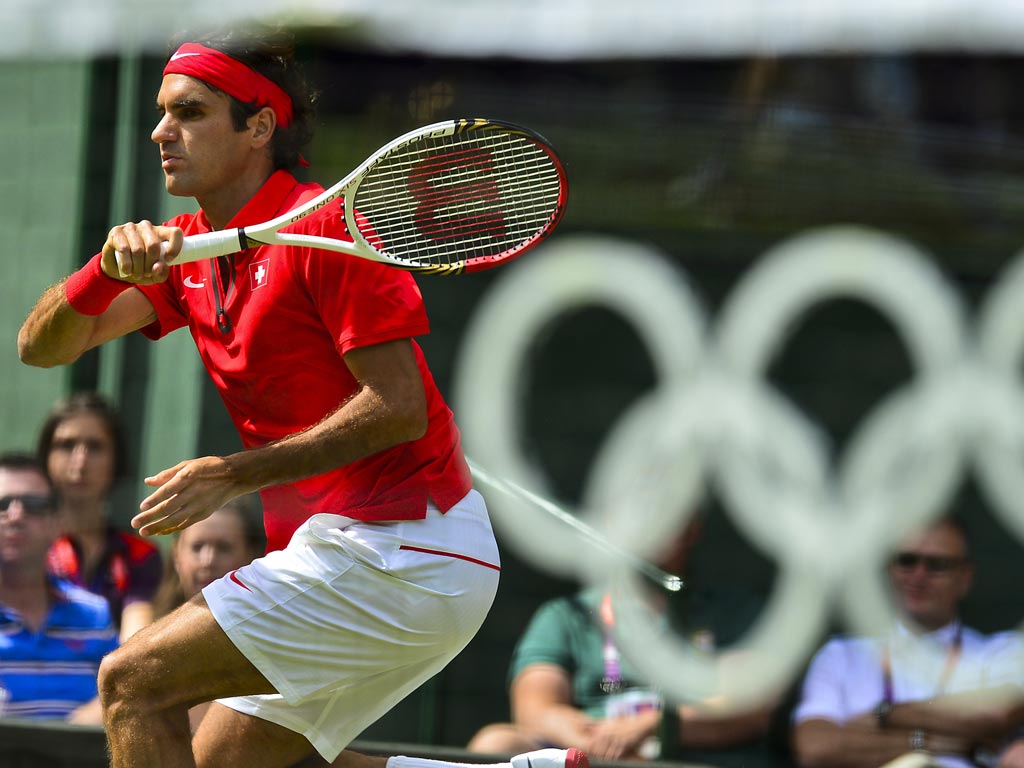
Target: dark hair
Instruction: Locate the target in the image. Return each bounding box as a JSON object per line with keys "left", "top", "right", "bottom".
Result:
{"left": 0, "top": 452, "right": 57, "bottom": 497}
{"left": 36, "top": 391, "right": 128, "bottom": 482}
{"left": 169, "top": 25, "right": 316, "bottom": 173}
{"left": 151, "top": 494, "right": 266, "bottom": 620}
{"left": 220, "top": 493, "right": 266, "bottom": 554}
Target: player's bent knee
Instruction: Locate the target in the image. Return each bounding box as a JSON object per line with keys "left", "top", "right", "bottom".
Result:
{"left": 98, "top": 649, "right": 130, "bottom": 721}
{"left": 98, "top": 644, "right": 165, "bottom": 718}
{"left": 98, "top": 648, "right": 136, "bottom": 706}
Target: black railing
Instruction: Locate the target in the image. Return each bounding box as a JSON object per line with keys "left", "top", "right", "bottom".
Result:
{"left": 0, "top": 719, "right": 712, "bottom": 768}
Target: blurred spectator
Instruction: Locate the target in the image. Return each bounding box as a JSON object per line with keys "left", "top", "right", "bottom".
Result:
{"left": 468, "top": 516, "right": 783, "bottom": 766}
{"left": 37, "top": 392, "right": 162, "bottom": 641}
{"left": 152, "top": 494, "right": 265, "bottom": 620}
{"left": 792, "top": 517, "right": 1024, "bottom": 768}
{"left": 151, "top": 494, "right": 265, "bottom": 731}
{"left": 1000, "top": 740, "right": 1024, "bottom": 768}
{"left": 0, "top": 453, "right": 118, "bottom": 724}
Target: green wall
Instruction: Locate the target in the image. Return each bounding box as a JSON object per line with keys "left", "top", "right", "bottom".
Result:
{"left": 0, "top": 56, "right": 204, "bottom": 524}
{"left": 0, "top": 60, "right": 89, "bottom": 450}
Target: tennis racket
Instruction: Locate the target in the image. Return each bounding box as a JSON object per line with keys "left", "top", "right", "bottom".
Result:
{"left": 466, "top": 458, "right": 684, "bottom": 593}
{"left": 146, "top": 118, "right": 566, "bottom": 277}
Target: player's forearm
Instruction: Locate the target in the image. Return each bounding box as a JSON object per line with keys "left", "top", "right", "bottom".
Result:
{"left": 224, "top": 382, "right": 427, "bottom": 494}
{"left": 18, "top": 280, "right": 101, "bottom": 367}
{"left": 19, "top": 250, "right": 155, "bottom": 367}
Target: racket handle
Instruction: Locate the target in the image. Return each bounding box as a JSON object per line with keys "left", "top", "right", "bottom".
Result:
{"left": 170, "top": 229, "right": 246, "bottom": 265}
{"left": 114, "top": 229, "right": 243, "bottom": 277}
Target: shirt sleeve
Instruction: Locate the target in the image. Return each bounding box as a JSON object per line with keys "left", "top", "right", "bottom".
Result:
{"left": 793, "top": 639, "right": 851, "bottom": 724}
{"left": 135, "top": 281, "right": 188, "bottom": 340}
{"left": 508, "top": 598, "right": 578, "bottom": 685}
{"left": 297, "top": 208, "right": 431, "bottom": 355}
{"left": 981, "top": 630, "right": 1024, "bottom": 691}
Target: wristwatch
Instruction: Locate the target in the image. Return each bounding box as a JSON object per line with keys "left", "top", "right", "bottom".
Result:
{"left": 909, "top": 729, "right": 928, "bottom": 752}
{"left": 873, "top": 699, "right": 893, "bottom": 727}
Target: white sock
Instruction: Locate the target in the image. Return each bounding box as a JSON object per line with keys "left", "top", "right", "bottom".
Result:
{"left": 388, "top": 756, "right": 510, "bottom": 768}
{"left": 387, "top": 747, "right": 569, "bottom": 768}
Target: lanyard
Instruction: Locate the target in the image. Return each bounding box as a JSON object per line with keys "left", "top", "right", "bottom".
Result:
{"left": 599, "top": 592, "right": 623, "bottom": 693}
{"left": 881, "top": 622, "right": 963, "bottom": 705}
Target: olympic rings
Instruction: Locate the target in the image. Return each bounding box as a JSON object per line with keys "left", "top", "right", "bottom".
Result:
{"left": 454, "top": 236, "right": 708, "bottom": 580}
{"left": 454, "top": 226, "right": 1024, "bottom": 708}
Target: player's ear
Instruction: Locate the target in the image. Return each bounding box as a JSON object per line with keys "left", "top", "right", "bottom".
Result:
{"left": 249, "top": 107, "right": 276, "bottom": 148}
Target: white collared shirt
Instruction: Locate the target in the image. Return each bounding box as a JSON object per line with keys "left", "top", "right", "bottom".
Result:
{"left": 794, "top": 620, "right": 1024, "bottom": 768}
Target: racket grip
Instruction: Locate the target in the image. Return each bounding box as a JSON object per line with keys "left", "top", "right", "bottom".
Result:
{"left": 170, "top": 229, "right": 246, "bottom": 265}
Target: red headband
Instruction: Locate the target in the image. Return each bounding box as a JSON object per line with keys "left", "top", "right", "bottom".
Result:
{"left": 163, "top": 43, "right": 294, "bottom": 128}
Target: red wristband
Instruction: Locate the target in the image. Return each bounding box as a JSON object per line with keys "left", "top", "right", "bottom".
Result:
{"left": 65, "top": 254, "right": 130, "bottom": 315}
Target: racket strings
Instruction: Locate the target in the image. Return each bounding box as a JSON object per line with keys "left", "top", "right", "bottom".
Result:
{"left": 353, "top": 131, "right": 563, "bottom": 266}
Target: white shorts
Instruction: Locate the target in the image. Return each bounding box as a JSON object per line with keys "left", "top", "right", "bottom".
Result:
{"left": 202, "top": 490, "right": 500, "bottom": 761}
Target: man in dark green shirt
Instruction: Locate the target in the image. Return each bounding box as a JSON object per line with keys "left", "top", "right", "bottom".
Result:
{"left": 467, "top": 518, "right": 788, "bottom": 767}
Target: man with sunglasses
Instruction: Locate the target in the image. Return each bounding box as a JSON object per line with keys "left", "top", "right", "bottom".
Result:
{"left": 792, "top": 517, "right": 1024, "bottom": 768}
{"left": 0, "top": 453, "right": 118, "bottom": 723}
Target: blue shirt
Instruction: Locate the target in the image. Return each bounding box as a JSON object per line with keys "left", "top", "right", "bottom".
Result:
{"left": 0, "top": 579, "right": 119, "bottom": 719}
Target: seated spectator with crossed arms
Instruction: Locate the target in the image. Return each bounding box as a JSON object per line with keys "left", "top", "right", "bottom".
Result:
{"left": 792, "top": 516, "right": 1024, "bottom": 768}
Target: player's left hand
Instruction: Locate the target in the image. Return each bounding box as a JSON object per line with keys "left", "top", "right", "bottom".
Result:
{"left": 133, "top": 456, "right": 242, "bottom": 536}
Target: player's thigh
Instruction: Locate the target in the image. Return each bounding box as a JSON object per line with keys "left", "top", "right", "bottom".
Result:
{"left": 104, "top": 593, "right": 275, "bottom": 709}
{"left": 193, "top": 702, "right": 316, "bottom": 768}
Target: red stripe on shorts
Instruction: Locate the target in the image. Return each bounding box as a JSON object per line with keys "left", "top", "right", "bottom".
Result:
{"left": 399, "top": 544, "right": 501, "bottom": 572}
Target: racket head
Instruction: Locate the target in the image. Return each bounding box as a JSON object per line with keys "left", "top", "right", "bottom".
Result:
{"left": 347, "top": 118, "right": 567, "bottom": 275}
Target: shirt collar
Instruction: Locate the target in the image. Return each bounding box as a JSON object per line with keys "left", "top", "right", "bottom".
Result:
{"left": 0, "top": 576, "right": 71, "bottom": 622}
{"left": 195, "top": 170, "right": 300, "bottom": 232}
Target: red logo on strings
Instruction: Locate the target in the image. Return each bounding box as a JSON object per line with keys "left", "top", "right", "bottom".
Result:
{"left": 408, "top": 147, "right": 506, "bottom": 242}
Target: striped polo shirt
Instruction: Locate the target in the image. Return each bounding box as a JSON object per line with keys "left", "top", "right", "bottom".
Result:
{"left": 0, "top": 579, "right": 119, "bottom": 719}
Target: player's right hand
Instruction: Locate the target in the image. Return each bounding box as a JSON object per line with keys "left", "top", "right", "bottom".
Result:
{"left": 101, "top": 221, "right": 184, "bottom": 284}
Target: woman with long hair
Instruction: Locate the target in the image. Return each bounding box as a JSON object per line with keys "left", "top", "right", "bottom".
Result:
{"left": 152, "top": 494, "right": 265, "bottom": 621}
{"left": 37, "top": 391, "right": 162, "bottom": 642}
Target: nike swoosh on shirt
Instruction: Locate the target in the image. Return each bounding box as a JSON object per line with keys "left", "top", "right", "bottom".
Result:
{"left": 183, "top": 276, "right": 206, "bottom": 289}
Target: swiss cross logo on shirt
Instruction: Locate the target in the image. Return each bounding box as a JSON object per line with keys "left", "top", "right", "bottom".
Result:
{"left": 250, "top": 259, "right": 270, "bottom": 290}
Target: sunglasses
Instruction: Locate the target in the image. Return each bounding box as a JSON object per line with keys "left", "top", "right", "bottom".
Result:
{"left": 891, "top": 552, "right": 965, "bottom": 574}
{"left": 0, "top": 494, "right": 56, "bottom": 517}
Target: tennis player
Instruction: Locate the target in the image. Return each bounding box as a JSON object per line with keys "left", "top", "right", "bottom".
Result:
{"left": 17, "top": 26, "right": 588, "bottom": 768}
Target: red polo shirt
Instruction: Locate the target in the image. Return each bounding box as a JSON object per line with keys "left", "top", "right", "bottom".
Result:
{"left": 136, "top": 171, "right": 472, "bottom": 552}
